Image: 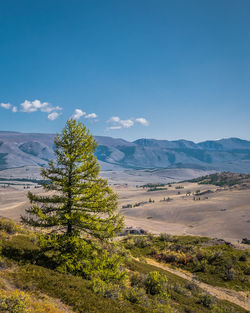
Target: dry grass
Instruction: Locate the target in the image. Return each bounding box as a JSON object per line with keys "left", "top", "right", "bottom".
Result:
{"left": 0, "top": 179, "right": 250, "bottom": 244}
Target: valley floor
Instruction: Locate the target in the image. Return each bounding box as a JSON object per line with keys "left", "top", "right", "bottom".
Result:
{"left": 0, "top": 168, "right": 250, "bottom": 244}
{"left": 116, "top": 182, "right": 250, "bottom": 244}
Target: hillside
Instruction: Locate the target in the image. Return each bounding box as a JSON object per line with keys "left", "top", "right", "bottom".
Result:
{"left": 189, "top": 172, "right": 250, "bottom": 188}
{"left": 0, "top": 217, "right": 249, "bottom": 312}
{"left": 0, "top": 131, "right": 250, "bottom": 172}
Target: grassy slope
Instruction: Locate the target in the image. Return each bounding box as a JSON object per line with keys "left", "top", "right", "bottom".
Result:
{"left": 0, "top": 218, "right": 249, "bottom": 313}
{"left": 123, "top": 235, "right": 250, "bottom": 291}
{"left": 126, "top": 259, "right": 248, "bottom": 313}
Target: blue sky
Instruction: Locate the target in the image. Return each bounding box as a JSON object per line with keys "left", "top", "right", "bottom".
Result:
{"left": 0, "top": 0, "right": 249, "bottom": 142}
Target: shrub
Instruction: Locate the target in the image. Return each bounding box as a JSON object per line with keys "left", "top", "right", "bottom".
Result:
{"left": 2, "top": 235, "right": 40, "bottom": 263}
{"left": 0, "top": 290, "right": 29, "bottom": 313}
{"left": 197, "top": 293, "right": 215, "bottom": 308}
{"left": 91, "top": 278, "right": 123, "bottom": 300}
{"left": 172, "top": 283, "right": 189, "bottom": 296}
{"left": 239, "top": 254, "right": 247, "bottom": 262}
{"left": 155, "top": 252, "right": 177, "bottom": 263}
{"left": 124, "top": 237, "right": 136, "bottom": 249}
{"left": 0, "top": 289, "right": 72, "bottom": 313}
{"left": 147, "top": 233, "right": 155, "bottom": 241}
{"left": 130, "top": 272, "right": 147, "bottom": 288}
{"left": 28, "top": 297, "right": 67, "bottom": 313}
{"left": 151, "top": 303, "right": 173, "bottom": 313}
{"left": 211, "top": 306, "right": 224, "bottom": 313}
{"left": 134, "top": 237, "right": 150, "bottom": 248}
{"left": 0, "top": 218, "right": 21, "bottom": 234}
{"left": 159, "top": 234, "right": 172, "bottom": 242}
{"left": 145, "top": 271, "right": 168, "bottom": 297}
{"left": 122, "top": 204, "right": 132, "bottom": 209}
{"left": 196, "top": 259, "right": 208, "bottom": 273}
{"left": 184, "top": 308, "right": 195, "bottom": 313}
{"left": 224, "top": 268, "right": 236, "bottom": 281}
{"left": 184, "top": 281, "right": 197, "bottom": 291}
{"left": 244, "top": 266, "right": 250, "bottom": 275}
{"left": 125, "top": 287, "right": 147, "bottom": 304}
{"left": 13, "top": 264, "right": 146, "bottom": 313}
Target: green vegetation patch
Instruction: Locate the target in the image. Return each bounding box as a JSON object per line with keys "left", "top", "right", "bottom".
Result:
{"left": 141, "top": 183, "right": 166, "bottom": 188}
{"left": 12, "top": 265, "right": 151, "bottom": 313}
{"left": 0, "top": 218, "right": 24, "bottom": 234}
{"left": 0, "top": 219, "right": 248, "bottom": 313}
{"left": 126, "top": 259, "right": 248, "bottom": 313}
{"left": 147, "top": 187, "right": 168, "bottom": 192}
{"left": 189, "top": 172, "right": 250, "bottom": 187}
{"left": 123, "top": 235, "right": 250, "bottom": 291}
{"left": 2, "top": 235, "right": 40, "bottom": 264}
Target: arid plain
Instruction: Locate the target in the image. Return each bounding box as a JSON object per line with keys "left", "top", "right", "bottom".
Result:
{"left": 118, "top": 182, "right": 250, "bottom": 244}
{"left": 0, "top": 166, "right": 249, "bottom": 245}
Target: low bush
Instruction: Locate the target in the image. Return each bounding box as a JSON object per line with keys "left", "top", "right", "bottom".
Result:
{"left": 145, "top": 271, "right": 168, "bottom": 297}
{"left": 126, "top": 259, "right": 248, "bottom": 313}
{"left": 197, "top": 293, "right": 215, "bottom": 309}
{"left": 130, "top": 272, "right": 147, "bottom": 289}
{"left": 124, "top": 287, "right": 148, "bottom": 305}
{"left": 0, "top": 218, "right": 22, "bottom": 234}
{"left": 2, "top": 235, "right": 40, "bottom": 263}
{"left": 0, "top": 289, "right": 71, "bottom": 313}
{"left": 159, "top": 233, "right": 172, "bottom": 242}
{"left": 91, "top": 278, "right": 123, "bottom": 300}
{"left": 0, "top": 289, "right": 28, "bottom": 313}
{"left": 12, "top": 264, "right": 150, "bottom": 313}
{"left": 123, "top": 235, "right": 250, "bottom": 291}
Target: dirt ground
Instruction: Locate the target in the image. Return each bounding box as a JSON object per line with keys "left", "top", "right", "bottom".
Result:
{"left": 115, "top": 182, "right": 250, "bottom": 244}
{"left": 0, "top": 179, "right": 250, "bottom": 244}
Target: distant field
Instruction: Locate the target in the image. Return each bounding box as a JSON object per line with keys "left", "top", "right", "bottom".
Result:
{"left": 0, "top": 168, "right": 249, "bottom": 244}
{"left": 117, "top": 181, "right": 250, "bottom": 244}
{"left": 0, "top": 165, "right": 214, "bottom": 184}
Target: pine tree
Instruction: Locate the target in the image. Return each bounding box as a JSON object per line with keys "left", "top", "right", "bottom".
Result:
{"left": 22, "top": 119, "right": 124, "bottom": 281}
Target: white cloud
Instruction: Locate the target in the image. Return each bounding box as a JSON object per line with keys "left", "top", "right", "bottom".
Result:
{"left": 20, "top": 100, "right": 62, "bottom": 113}
{"left": 48, "top": 112, "right": 60, "bottom": 120}
{"left": 0, "top": 103, "right": 11, "bottom": 110}
{"left": 85, "top": 113, "right": 97, "bottom": 119}
{"left": 41, "top": 105, "right": 62, "bottom": 113}
{"left": 1, "top": 99, "right": 63, "bottom": 120}
{"left": 107, "top": 126, "right": 122, "bottom": 130}
{"left": 135, "top": 117, "right": 149, "bottom": 126}
{"left": 120, "top": 119, "right": 134, "bottom": 128}
{"left": 107, "top": 116, "right": 134, "bottom": 130}
{"left": 109, "top": 116, "right": 120, "bottom": 123}
{"left": 72, "top": 109, "right": 86, "bottom": 120}
{"left": 21, "top": 100, "right": 48, "bottom": 112}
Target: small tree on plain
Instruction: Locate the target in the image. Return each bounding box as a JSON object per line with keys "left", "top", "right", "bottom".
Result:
{"left": 22, "top": 119, "right": 124, "bottom": 281}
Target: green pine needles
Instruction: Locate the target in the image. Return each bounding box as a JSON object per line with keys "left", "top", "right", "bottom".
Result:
{"left": 21, "top": 119, "right": 125, "bottom": 281}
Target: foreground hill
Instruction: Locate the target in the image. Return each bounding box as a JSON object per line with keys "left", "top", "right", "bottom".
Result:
{"left": 0, "top": 217, "right": 249, "bottom": 312}
{"left": 0, "top": 131, "right": 250, "bottom": 172}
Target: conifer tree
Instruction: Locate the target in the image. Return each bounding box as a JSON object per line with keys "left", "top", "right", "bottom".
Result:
{"left": 22, "top": 119, "right": 124, "bottom": 281}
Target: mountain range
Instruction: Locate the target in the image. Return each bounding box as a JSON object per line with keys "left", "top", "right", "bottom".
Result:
{"left": 0, "top": 131, "right": 250, "bottom": 173}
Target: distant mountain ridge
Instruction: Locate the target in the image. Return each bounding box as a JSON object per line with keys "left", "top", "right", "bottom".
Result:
{"left": 0, "top": 131, "right": 250, "bottom": 173}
